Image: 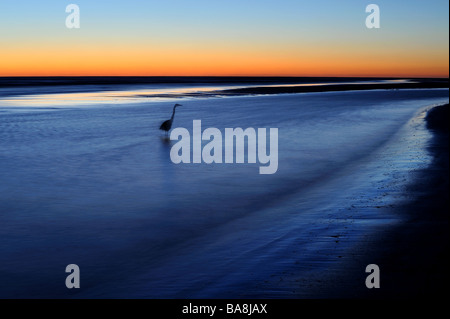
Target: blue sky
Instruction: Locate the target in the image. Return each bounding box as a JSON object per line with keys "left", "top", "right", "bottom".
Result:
{"left": 1, "top": 0, "right": 448, "bottom": 76}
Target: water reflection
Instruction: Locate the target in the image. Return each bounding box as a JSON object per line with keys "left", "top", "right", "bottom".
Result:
{"left": 0, "top": 79, "right": 414, "bottom": 108}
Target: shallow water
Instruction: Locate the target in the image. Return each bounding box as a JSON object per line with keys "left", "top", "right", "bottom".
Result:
{"left": 0, "top": 86, "right": 448, "bottom": 298}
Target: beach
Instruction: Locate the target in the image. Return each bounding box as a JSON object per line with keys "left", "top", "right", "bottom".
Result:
{"left": 305, "top": 103, "right": 449, "bottom": 299}
{"left": 357, "top": 103, "right": 449, "bottom": 299}
{"left": 0, "top": 78, "right": 448, "bottom": 298}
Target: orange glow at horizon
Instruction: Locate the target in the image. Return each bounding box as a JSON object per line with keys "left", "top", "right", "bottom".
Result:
{"left": 1, "top": 42, "right": 448, "bottom": 78}
{"left": 1, "top": 0, "right": 448, "bottom": 78}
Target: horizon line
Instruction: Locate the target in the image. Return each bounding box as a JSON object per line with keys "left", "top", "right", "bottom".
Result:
{"left": 0, "top": 75, "right": 448, "bottom": 79}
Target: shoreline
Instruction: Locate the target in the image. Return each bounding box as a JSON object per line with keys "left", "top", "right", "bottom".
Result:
{"left": 319, "top": 103, "right": 449, "bottom": 299}
{"left": 217, "top": 80, "right": 449, "bottom": 96}
{"left": 373, "top": 103, "right": 449, "bottom": 299}
{"left": 0, "top": 77, "right": 448, "bottom": 99}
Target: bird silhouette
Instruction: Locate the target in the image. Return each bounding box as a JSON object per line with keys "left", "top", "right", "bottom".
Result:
{"left": 159, "top": 104, "right": 182, "bottom": 135}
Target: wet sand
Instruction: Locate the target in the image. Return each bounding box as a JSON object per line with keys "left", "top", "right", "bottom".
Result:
{"left": 371, "top": 103, "right": 449, "bottom": 299}
{"left": 315, "top": 103, "right": 449, "bottom": 299}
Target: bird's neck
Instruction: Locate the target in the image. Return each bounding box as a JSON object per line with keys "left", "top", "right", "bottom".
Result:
{"left": 171, "top": 107, "right": 176, "bottom": 120}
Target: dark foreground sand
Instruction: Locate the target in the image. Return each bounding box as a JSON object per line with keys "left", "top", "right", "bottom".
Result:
{"left": 376, "top": 103, "right": 449, "bottom": 299}
{"left": 322, "top": 103, "right": 449, "bottom": 299}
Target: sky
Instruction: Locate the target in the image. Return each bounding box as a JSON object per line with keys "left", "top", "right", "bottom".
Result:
{"left": 0, "top": 0, "right": 448, "bottom": 77}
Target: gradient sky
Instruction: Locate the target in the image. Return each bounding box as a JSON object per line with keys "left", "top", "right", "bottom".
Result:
{"left": 0, "top": 0, "right": 448, "bottom": 77}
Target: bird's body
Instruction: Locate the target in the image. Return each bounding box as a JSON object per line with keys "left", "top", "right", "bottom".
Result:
{"left": 160, "top": 104, "right": 182, "bottom": 135}
{"left": 159, "top": 119, "right": 173, "bottom": 132}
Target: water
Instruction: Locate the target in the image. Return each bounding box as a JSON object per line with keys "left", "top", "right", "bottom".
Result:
{"left": 0, "top": 82, "right": 448, "bottom": 298}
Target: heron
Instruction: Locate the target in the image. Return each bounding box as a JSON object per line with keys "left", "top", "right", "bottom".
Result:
{"left": 159, "top": 103, "right": 182, "bottom": 136}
